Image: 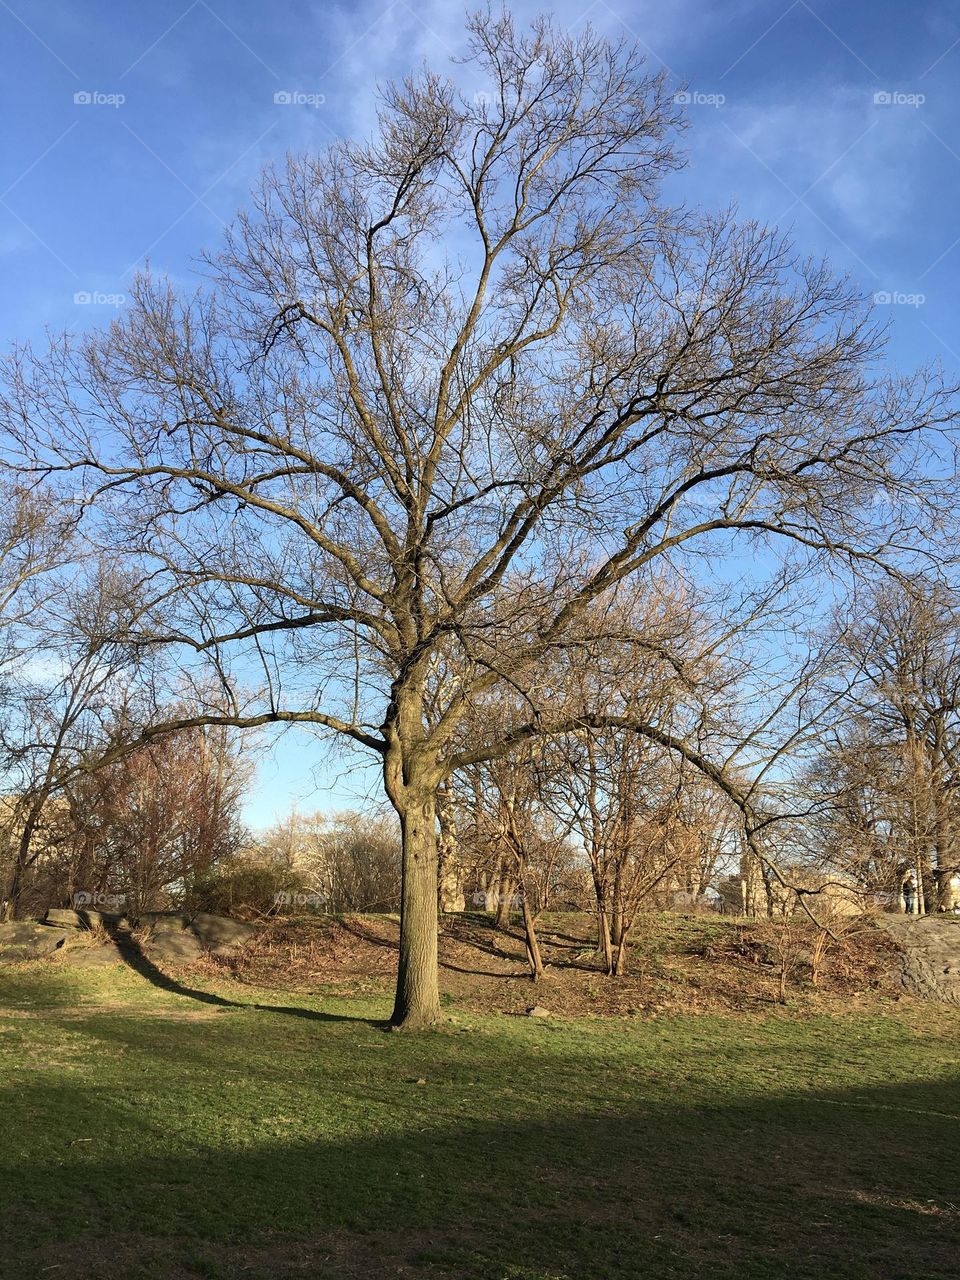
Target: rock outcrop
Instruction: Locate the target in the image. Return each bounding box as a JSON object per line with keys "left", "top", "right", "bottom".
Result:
{"left": 1, "top": 909, "right": 258, "bottom": 968}
{"left": 190, "top": 912, "right": 257, "bottom": 955}
{"left": 0, "top": 921, "right": 72, "bottom": 961}
{"left": 877, "top": 915, "right": 960, "bottom": 1006}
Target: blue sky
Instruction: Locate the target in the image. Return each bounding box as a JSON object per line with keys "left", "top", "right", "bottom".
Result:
{"left": 2, "top": 0, "right": 959, "bottom": 826}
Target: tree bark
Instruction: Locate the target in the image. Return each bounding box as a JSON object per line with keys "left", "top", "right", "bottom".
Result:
{"left": 2, "top": 810, "right": 40, "bottom": 922}
{"left": 390, "top": 786, "right": 441, "bottom": 1029}
{"left": 494, "top": 863, "right": 515, "bottom": 929}
{"left": 762, "top": 867, "right": 775, "bottom": 919}
{"left": 597, "top": 907, "right": 613, "bottom": 974}
{"left": 520, "top": 886, "right": 544, "bottom": 981}
{"left": 931, "top": 727, "right": 951, "bottom": 911}
{"left": 436, "top": 781, "right": 465, "bottom": 912}
{"left": 811, "top": 928, "right": 828, "bottom": 986}
{"left": 613, "top": 923, "right": 632, "bottom": 976}
{"left": 915, "top": 859, "right": 927, "bottom": 916}
{"left": 0, "top": 868, "right": 18, "bottom": 922}
{"left": 481, "top": 872, "right": 497, "bottom": 912}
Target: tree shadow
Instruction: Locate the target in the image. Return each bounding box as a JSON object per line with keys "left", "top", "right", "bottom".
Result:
{"left": 334, "top": 913, "right": 524, "bottom": 979}
{"left": 335, "top": 914, "right": 400, "bottom": 951}
{"left": 1, "top": 1066, "right": 957, "bottom": 1280}
{"left": 108, "top": 927, "right": 383, "bottom": 1027}
{"left": 436, "top": 961, "right": 530, "bottom": 980}
{"left": 444, "top": 917, "right": 600, "bottom": 973}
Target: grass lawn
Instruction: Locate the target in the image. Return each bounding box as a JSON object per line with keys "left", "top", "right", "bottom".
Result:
{"left": 0, "top": 956, "right": 958, "bottom": 1279}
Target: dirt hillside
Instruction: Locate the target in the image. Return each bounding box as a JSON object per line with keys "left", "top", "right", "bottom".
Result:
{"left": 204, "top": 911, "right": 903, "bottom": 1018}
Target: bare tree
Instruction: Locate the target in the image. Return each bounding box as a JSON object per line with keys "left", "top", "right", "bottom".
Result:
{"left": 555, "top": 719, "right": 697, "bottom": 975}
{"left": 41, "top": 716, "right": 250, "bottom": 917}
{"left": 260, "top": 809, "right": 401, "bottom": 913}
{"left": 3, "top": 12, "right": 959, "bottom": 1023}
{"left": 0, "top": 483, "right": 75, "bottom": 912}
{"left": 456, "top": 730, "right": 574, "bottom": 980}
{"left": 809, "top": 580, "right": 960, "bottom": 911}
{"left": 0, "top": 561, "right": 152, "bottom": 921}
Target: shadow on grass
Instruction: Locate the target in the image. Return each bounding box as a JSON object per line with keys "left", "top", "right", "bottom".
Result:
{"left": 109, "top": 928, "right": 383, "bottom": 1027}
{"left": 446, "top": 917, "right": 603, "bottom": 977}
{"left": 338, "top": 913, "right": 520, "bottom": 978}
{"left": 455, "top": 919, "right": 605, "bottom": 974}
{"left": 328, "top": 913, "right": 600, "bottom": 981}
{"left": 0, "top": 1065, "right": 957, "bottom": 1280}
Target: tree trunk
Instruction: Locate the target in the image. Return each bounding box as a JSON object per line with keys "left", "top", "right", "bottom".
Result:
{"left": 436, "top": 781, "right": 465, "bottom": 913}
{"left": 520, "top": 887, "right": 544, "bottom": 981}
{"left": 810, "top": 928, "right": 829, "bottom": 986}
{"left": 778, "top": 953, "right": 789, "bottom": 1004}
{"left": 613, "top": 923, "right": 631, "bottom": 976}
{"left": 597, "top": 907, "right": 613, "bottom": 974}
{"left": 915, "top": 860, "right": 927, "bottom": 916}
{"left": 931, "top": 730, "right": 950, "bottom": 911}
{"left": 390, "top": 786, "right": 441, "bottom": 1029}
{"left": 494, "top": 864, "right": 515, "bottom": 929}
{"left": 481, "top": 872, "right": 497, "bottom": 912}
{"left": 611, "top": 905, "right": 625, "bottom": 949}
{"left": 0, "top": 867, "right": 18, "bottom": 922}
{"left": 2, "top": 811, "right": 40, "bottom": 922}
{"left": 612, "top": 864, "right": 625, "bottom": 945}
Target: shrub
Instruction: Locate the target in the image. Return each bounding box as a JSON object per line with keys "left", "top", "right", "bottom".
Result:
{"left": 185, "top": 862, "right": 310, "bottom": 918}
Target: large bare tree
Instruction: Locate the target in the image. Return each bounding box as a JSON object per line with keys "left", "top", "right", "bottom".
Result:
{"left": 3, "top": 11, "right": 958, "bottom": 1024}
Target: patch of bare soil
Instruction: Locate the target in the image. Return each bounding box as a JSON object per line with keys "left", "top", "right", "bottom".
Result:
{"left": 210, "top": 912, "right": 903, "bottom": 1018}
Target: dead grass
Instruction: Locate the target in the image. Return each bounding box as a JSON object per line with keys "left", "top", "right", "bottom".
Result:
{"left": 208, "top": 910, "right": 903, "bottom": 1019}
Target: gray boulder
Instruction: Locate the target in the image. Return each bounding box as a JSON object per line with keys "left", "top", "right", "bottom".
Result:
{"left": 139, "top": 912, "right": 193, "bottom": 934}
{"left": 43, "top": 907, "right": 130, "bottom": 931}
{"left": 0, "top": 922, "right": 71, "bottom": 962}
{"left": 44, "top": 908, "right": 87, "bottom": 929}
{"left": 145, "top": 929, "right": 203, "bottom": 965}
{"left": 190, "top": 912, "right": 256, "bottom": 954}
{"left": 79, "top": 909, "right": 129, "bottom": 929}
{"left": 60, "top": 942, "right": 126, "bottom": 968}
{"left": 878, "top": 915, "right": 960, "bottom": 1006}
{"left": 132, "top": 911, "right": 257, "bottom": 967}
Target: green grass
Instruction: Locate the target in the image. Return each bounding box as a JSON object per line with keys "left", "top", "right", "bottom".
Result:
{"left": 0, "top": 960, "right": 958, "bottom": 1279}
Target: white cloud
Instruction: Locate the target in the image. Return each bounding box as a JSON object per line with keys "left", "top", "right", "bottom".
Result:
{"left": 688, "top": 84, "right": 928, "bottom": 247}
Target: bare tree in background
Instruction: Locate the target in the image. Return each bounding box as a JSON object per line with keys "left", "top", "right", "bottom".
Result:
{"left": 556, "top": 720, "right": 699, "bottom": 975}
{"left": 0, "top": 484, "right": 75, "bottom": 914}
{"left": 0, "top": 561, "right": 151, "bottom": 921}
{"left": 455, "top": 728, "right": 574, "bottom": 980}
{"left": 540, "top": 582, "right": 736, "bottom": 971}
{"left": 260, "top": 810, "right": 401, "bottom": 913}
{"left": 4, "top": 11, "right": 959, "bottom": 1024}
{"left": 43, "top": 716, "right": 249, "bottom": 917}
{"left": 810, "top": 580, "right": 960, "bottom": 911}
